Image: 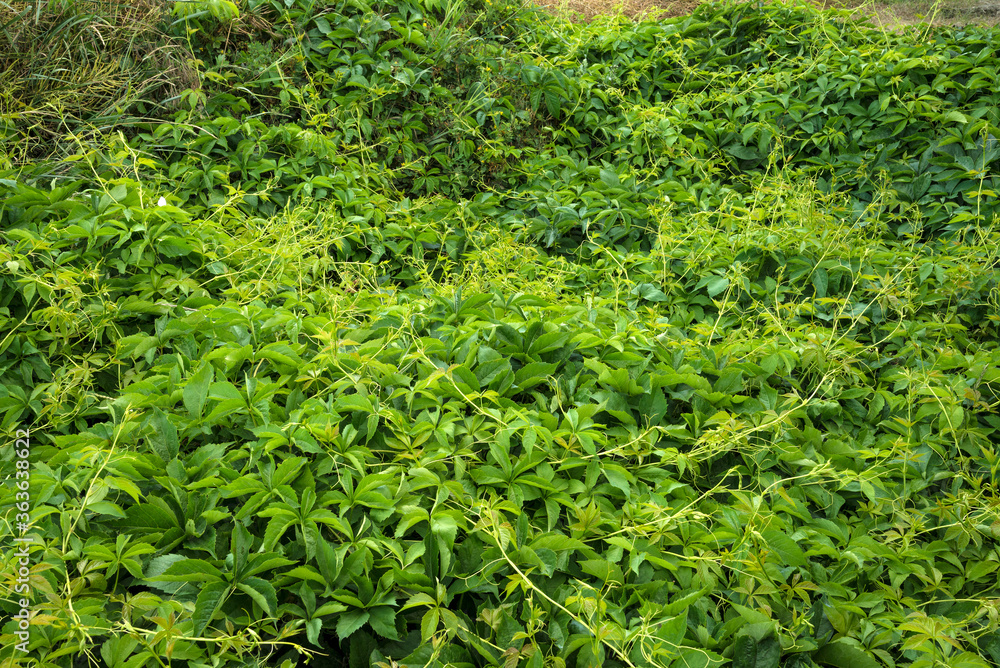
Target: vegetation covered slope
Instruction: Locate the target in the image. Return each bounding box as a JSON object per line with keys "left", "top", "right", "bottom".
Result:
{"left": 2, "top": 0, "right": 1000, "bottom": 667}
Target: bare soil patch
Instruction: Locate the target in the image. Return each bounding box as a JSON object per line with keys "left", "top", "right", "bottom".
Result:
{"left": 825, "top": 0, "right": 1000, "bottom": 29}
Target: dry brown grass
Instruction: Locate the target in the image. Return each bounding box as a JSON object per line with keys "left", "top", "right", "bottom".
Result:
{"left": 0, "top": 0, "right": 190, "bottom": 166}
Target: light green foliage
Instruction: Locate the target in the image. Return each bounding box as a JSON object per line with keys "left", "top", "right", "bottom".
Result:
{"left": 2, "top": 0, "right": 1000, "bottom": 667}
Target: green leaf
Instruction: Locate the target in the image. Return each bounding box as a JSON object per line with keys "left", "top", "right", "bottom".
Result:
{"left": 601, "top": 463, "right": 633, "bottom": 499}
{"left": 231, "top": 522, "right": 251, "bottom": 576}
{"left": 147, "top": 408, "right": 179, "bottom": 462}
{"left": 158, "top": 236, "right": 194, "bottom": 257}
{"left": 183, "top": 363, "right": 213, "bottom": 418}
{"left": 430, "top": 510, "right": 458, "bottom": 549}
{"left": 100, "top": 636, "right": 139, "bottom": 668}
{"left": 236, "top": 576, "right": 277, "bottom": 615}
{"left": 349, "top": 631, "right": 381, "bottom": 668}
{"left": 193, "top": 581, "right": 230, "bottom": 636}
{"left": 421, "top": 608, "right": 440, "bottom": 643}
{"left": 261, "top": 515, "right": 296, "bottom": 552}
{"left": 813, "top": 640, "right": 880, "bottom": 668}
{"left": 306, "top": 618, "right": 322, "bottom": 646}
{"left": 761, "top": 529, "right": 807, "bottom": 567}
{"left": 273, "top": 456, "right": 307, "bottom": 487}
{"left": 733, "top": 635, "right": 757, "bottom": 668}
{"left": 513, "top": 361, "right": 558, "bottom": 392}
{"left": 946, "top": 652, "right": 991, "bottom": 668}
{"left": 655, "top": 613, "right": 686, "bottom": 649}
{"left": 812, "top": 268, "right": 828, "bottom": 298}
{"left": 258, "top": 342, "right": 302, "bottom": 368}
{"left": 316, "top": 537, "right": 343, "bottom": 588}
{"left": 600, "top": 168, "right": 620, "bottom": 187}
{"left": 244, "top": 553, "right": 296, "bottom": 578}
{"left": 730, "top": 603, "right": 772, "bottom": 625}
{"left": 534, "top": 547, "right": 558, "bottom": 576}
{"left": 751, "top": 635, "right": 780, "bottom": 668}
{"left": 633, "top": 282, "right": 669, "bottom": 302}
{"left": 639, "top": 389, "right": 668, "bottom": 425}
{"left": 368, "top": 606, "right": 399, "bottom": 640}
{"left": 760, "top": 355, "right": 781, "bottom": 375}
{"left": 336, "top": 610, "right": 370, "bottom": 641}
{"left": 149, "top": 558, "right": 225, "bottom": 583}
{"left": 662, "top": 587, "right": 713, "bottom": 615}
{"left": 87, "top": 501, "right": 127, "bottom": 517}
{"left": 670, "top": 648, "right": 725, "bottom": 668}
{"left": 714, "top": 368, "right": 743, "bottom": 394}
{"left": 707, "top": 276, "right": 729, "bottom": 298}
{"left": 545, "top": 90, "right": 560, "bottom": 117}
{"left": 725, "top": 144, "right": 760, "bottom": 160}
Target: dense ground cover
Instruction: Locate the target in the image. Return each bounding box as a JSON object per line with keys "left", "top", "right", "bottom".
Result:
{"left": 2, "top": 0, "right": 1000, "bottom": 666}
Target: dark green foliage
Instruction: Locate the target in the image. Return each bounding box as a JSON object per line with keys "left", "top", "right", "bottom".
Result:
{"left": 3, "top": 0, "right": 1000, "bottom": 667}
